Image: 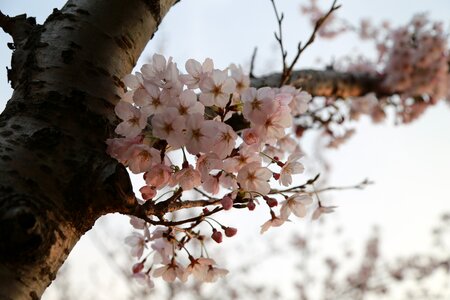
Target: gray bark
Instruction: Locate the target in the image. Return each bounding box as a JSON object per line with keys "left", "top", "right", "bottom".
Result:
{"left": 0, "top": 0, "right": 177, "bottom": 299}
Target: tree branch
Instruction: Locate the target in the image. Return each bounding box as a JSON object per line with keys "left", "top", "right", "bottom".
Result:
{"left": 252, "top": 69, "right": 386, "bottom": 98}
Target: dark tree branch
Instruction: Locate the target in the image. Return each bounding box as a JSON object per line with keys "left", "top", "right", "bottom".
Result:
{"left": 252, "top": 69, "right": 386, "bottom": 98}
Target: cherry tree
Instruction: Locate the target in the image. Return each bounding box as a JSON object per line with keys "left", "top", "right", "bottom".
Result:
{"left": 0, "top": 0, "right": 448, "bottom": 299}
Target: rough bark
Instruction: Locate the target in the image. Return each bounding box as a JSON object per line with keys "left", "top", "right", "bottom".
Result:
{"left": 0, "top": 0, "right": 177, "bottom": 299}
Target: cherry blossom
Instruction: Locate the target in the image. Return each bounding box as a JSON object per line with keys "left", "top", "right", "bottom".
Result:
{"left": 170, "top": 89, "right": 204, "bottom": 117}
{"left": 180, "top": 58, "right": 214, "bottom": 89}
{"left": 260, "top": 215, "right": 285, "bottom": 234}
{"left": 312, "top": 205, "right": 338, "bottom": 220}
{"left": 114, "top": 101, "right": 149, "bottom": 138}
{"left": 211, "top": 122, "right": 238, "bottom": 159}
{"left": 184, "top": 114, "right": 217, "bottom": 155}
{"left": 126, "top": 144, "right": 161, "bottom": 174}
{"left": 237, "top": 162, "right": 272, "bottom": 196}
{"left": 204, "top": 265, "right": 229, "bottom": 283}
{"left": 144, "top": 163, "right": 172, "bottom": 189}
{"left": 150, "top": 107, "right": 185, "bottom": 148}
{"left": 199, "top": 69, "right": 236, "bottom": 107}
{"left": 280, "top": 193, "right": 313, "bottom": 220}
{"left": 172, "top": 165, "right": 202, "bottom": 191}
{"left": 279, "top": 150, "right": 305, "bottom": 186}
{"left": 242, "top": 87, "right": 276, "bottom": 125}
{"left": 153, "top": 258, "right": 186, "bottom": 283}
{"left": 125, "top": 232, "right": 146, "bottom": 258}
{"left": 185, "top": 257, "right": 215, "bottom": 281}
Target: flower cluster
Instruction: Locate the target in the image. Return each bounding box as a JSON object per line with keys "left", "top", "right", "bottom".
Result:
{"left": 382, "top": 14, "right": 449, "bottom": 101}
{"left": 106, "top": 54, "right": 323, "bottom": 286}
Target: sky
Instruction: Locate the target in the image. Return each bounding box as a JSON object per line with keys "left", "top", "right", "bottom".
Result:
{"left": 1, "top": 0, "right": 450, "bottom": 299}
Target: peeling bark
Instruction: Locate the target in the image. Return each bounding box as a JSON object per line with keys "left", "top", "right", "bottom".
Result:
{"left": 0, "top": 0, "right": 177, "bottom": 299}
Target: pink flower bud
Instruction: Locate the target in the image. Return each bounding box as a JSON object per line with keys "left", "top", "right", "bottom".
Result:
{"left": 132, "top": 262, "right": 145, "bottom": 274}
{"left": 247, "top": 200, "right": 256, "bottom": 211}
{"left": 211, "top": 229, "right": 223, "bottom": 243}
{"left": 221, "top": 196, "right": 234, "bottom": 210}
{"left": 266, "top": 197, "right": 278, "bottom": 207}
{"left": 224, "top": 227, "right": 237, "bottom": 237}
{"left": 139, "top": 185, "right": 156, "bottom": 201}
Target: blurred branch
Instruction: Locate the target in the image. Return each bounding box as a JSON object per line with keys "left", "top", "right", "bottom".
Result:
{"left": 251, "top": 69, "right": 385, "bottom": 98}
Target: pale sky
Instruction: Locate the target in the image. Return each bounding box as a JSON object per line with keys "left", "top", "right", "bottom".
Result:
{"left": 1, "top": 0, "right": 450, "bottom": 299}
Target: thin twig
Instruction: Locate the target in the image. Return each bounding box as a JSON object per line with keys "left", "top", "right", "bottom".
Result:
{"left": 270, "top": 0, "right": 288, "bottom": 85}
{"left": 314, "top": 179, "right": 373, "bottom": 194}
{"left": 249, "top": 47, "right": 258, "bottom": 79}
{"left": 271, "top": 178, "right": 372, "bottom": 195}
{"left": 282, "top": 0, "right": 341, "bottom": 85}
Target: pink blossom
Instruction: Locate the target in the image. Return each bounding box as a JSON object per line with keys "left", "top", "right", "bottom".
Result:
{"left": 151, "top": 108, "right": 185, "bottom": 149}
{"left": 106, "top": 136, "right": 142, "bottom": 164}
{"left": 169, "top": 89, "right": 204, "bottom": 117}
{"left": 122, "top": 72, "right": 145, "bottom": 104}
{"left": 202, "top": 175, "right": 220, "bottom": 195}
{"left": 138, "top": 83, "right": 170, "bottom": 116}
{"left": 199, "top": 69, "right": 236, "bottom": 107}
{"left": 126, "top": 144, "right": 161, "bottom": 174}
{"left": 204, "top": 265, "right": 229, "bottom": 283}
{"left": 242, "top": 87, "right": 276, "bottom": 125}
{"left": 144, "top": 163, "right": 172, "bottom": 189}
{"left": 124, "top": 232, "right": 146, "bottom": 258}
{"left": 114, "top": 101, "right": 149, "bottom": 138}
{"left": 312, "top": 205, "right": 337, "bottom": 220}
{"left": 229, "top": 64, "right": 250, "bottom": 93}
{"left": 279, "top": 151, "right": 305, "bottom": 186}
{"left": 133, "top": 272, "right": 155, "bottom": 288}
{"left": 141, "top": 54, "right": 182, "bottom": 93}
{"left": 280, "top": 193, "right": 313, "bottom": 220}
{"left": 150, "top": 236, "right": 172, "bottom": 265}
{"left": 242, "top": 128, "right": 261, "bottom": 146}
{"left": 129, "top": 216, "right": 146, "bottom": 230}
{"left": 278, "top": 86, "right": 311, "bottom": 116}
{"left": 172, "top": 165, "right": 202, "bottom": 191}
{"left": 219, "top": 172, "right": 239, "bottom": 190}
{"left": 153, "top": 259, "right": 186, "bottom": 283}
{"left": 237, "top": 162, "right": 272, "bottom": 195}
{"left": 184, "top": 114, "right": 217, "bottom": 155}
{"left": 211, "top": 122, "right": 238, "bottom": 159}
{"left": 260, "top": 215, "right": 285, "bottom": 234}
{"left": 257, "top": 105, "right": 292, "bottom": 140}
{"left": 277, "top": 135, "right": 298, "bottom": 153}
{"left": 180, "top": 58, "right": 214, "bottom": 89}
{"left": 196, "top": 153, "right": 223, "bottom": 179}
{"left": 223, "top": 145, "right": 261, "bottom": 173}
{"left": 185, "top": 257, "right": 215, "bottom": 281}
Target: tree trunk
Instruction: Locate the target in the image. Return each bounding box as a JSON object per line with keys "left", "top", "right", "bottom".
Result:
{"left": 0, "top": 0, "right": 177, "bottom": 299}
